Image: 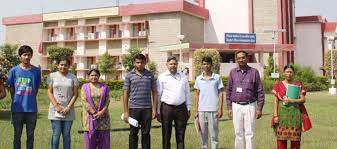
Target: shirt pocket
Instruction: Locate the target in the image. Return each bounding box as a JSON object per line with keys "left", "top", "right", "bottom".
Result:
{"left": 242, "top": 79, "right": 255, "bottom": 91}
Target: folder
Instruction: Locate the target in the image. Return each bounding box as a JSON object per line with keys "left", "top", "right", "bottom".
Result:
{"left": 286, "top": 84, "right": 301, "bottom": 99}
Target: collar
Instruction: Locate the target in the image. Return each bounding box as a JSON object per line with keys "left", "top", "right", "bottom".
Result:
{"left": 164, "top": 70, "right": 181, "bottom": 77}
{"left": 201, "top": 72, "right": 215, "bottom": 80}
{"left": 235, "top": 65, "right": 251, "bottom": 73}
{"left": 130, "top": 68, "right": 149, "bottom": 75}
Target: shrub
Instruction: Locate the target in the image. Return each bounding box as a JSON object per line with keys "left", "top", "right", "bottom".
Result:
{"left": 192, "top": 49, "right": 221, "bottom": 78}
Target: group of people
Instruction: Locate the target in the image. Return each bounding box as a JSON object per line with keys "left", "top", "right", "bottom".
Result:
{"left": 0, "top": 45, "right": 311, "bottom": 149}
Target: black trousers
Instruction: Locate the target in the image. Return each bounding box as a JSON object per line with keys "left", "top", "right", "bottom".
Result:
{"left": 161, "top": 102, "right": 188, "bottom": 149}
{"left": 129, "top": 108, "right": 152, "bottom": 149}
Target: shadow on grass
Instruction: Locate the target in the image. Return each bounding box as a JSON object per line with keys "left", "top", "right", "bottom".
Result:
{"left": 0, "top": 110, "right": 45, "bottom": 121}
{"left": 77, "top": 114, "right": 272, "bottom": 134}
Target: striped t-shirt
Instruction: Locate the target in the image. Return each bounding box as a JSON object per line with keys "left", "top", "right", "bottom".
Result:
{"left": 123, "top": 69, "right": 156, "bottom": 108}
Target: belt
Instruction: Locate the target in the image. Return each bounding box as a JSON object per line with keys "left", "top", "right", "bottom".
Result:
{"left": 232, "top": 100, "right": 256, "bottom": 105}
{"left": 162, "top": 102, "right": 186, "bottom": 107}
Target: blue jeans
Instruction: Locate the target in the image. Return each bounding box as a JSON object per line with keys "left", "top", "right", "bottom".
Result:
{"left": 12, "top": 112, "right": 37, "bottom": 149}
{"left": 51, "top": 120, "right": 73, "bottom": 149}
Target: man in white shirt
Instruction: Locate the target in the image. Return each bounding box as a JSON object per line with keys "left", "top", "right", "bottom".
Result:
{"left": 157, "top": 56, "right": 191, "bottom": 149}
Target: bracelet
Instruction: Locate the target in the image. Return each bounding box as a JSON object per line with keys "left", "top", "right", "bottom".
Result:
{"left": 273, "top": 115, "right": 278, "bottom": 117}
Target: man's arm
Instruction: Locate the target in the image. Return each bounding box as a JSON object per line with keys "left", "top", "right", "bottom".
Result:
{"left": 255, "top": 71, "right": 265, "bottom": 112}
{"left": 123, "top": 74, "right": 131, "bottom": 123}
{"left": 226, "top": 71, "right": 234, "bottom": 119}
{"left": 151, "top": 84, "right": 158, "bottom": 120}
{"left": 184, "top": 79, "right": 191, "bottom": 119}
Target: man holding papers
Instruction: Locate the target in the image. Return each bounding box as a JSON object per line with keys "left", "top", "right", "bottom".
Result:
{"left": 271, "top": 65, "right": 312, "bottom": 149}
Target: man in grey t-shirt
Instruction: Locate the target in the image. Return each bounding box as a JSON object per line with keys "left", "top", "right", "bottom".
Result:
{"left": 123, "top": 54, "right": 158, "bottom": 149}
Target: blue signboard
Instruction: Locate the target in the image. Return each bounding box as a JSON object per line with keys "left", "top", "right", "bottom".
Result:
{"left": 225, "top": 33, "right": 256, "bottom": 43}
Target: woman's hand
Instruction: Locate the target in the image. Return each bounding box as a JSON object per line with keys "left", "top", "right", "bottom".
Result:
{"left": 283, "top": 98, "right": 290, "bottom": 105}
{"left": 93, "top": 111, "right": 105, "bottom": 119}
{"left": 61, "top": 106, "right": 70, "bottom": 115}
{"left": 55, "top": 104, "right": 63, "bottom": 113}
{"left": 273, "top": 116, "right": 279, "bottom": 123}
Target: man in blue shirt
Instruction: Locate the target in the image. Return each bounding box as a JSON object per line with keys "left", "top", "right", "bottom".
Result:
{"left": 7, "top": 45, "right": 41, "bottom": 149}
{"left": 194, "top": 56, "right": 224, "bottom": 149}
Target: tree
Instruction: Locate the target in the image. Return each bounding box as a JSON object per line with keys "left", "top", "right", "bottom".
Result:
{"left": 192, "top": 48, "right": 221, "bottom": 77}
{"left": 97, "top": 52, "right": 117, "bottom": 80}
{"left": 121, "top": 47, "right": 143, "bottom": 71}
{"left": 0, "top": 43, "right": 20, "bottom": 80}
{"left": 47, "top": 46, "right": 74, "bottom": 71}
{"left": 147, "top": 60, "right": 158, "bottom": 78}
{"left": 324, "top": 50, "right": 337, "bottom": 79}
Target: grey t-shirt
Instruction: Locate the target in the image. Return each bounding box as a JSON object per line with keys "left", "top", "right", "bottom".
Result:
{"left": 47, "top": 72, "right": 79, "bottom": 120}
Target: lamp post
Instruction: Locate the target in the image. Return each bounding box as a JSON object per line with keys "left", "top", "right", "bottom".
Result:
{"left": 177, "top": 34, "right": 185, "bottom": 71}
{"left": 264, "top": 29, "right": 286, "bottom": 78}
{"left": 327, "top": 36, "right": 336, "bottom": 95}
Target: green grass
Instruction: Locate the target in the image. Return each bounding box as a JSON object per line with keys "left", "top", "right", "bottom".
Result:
{"left": 0, "top": 90, "right": 336, "bottom": 148}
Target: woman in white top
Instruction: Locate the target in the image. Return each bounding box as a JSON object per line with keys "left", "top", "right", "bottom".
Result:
{"left": 47, "top": 56, "right": 79, "bottom": 149}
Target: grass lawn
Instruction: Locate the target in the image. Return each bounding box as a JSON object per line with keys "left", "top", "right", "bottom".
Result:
{"left": 0, "top": 90, "right": 336, "bottom": 148}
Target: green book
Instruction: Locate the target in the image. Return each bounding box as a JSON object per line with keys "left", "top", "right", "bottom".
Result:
{"left": 286, "top": 84, "right": 301, "bottom": 99}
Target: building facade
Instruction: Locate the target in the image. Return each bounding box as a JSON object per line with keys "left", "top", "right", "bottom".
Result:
{"left": 2, "top": 0, "right": 296, "bottom": 79}
{"left": 295, "top": 16, "right": 337, "bottom": 75}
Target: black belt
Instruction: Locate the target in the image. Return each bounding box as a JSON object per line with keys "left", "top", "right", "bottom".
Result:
{"left": 232, "top": 100, "right": 256, "bottom": 105}
{"left": 162, "top": 102, "right": 185, "bottom": 108}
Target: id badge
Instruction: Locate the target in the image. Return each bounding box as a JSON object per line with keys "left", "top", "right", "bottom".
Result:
{"left": 236, "top": 87, "right": 243, "bottom": 93}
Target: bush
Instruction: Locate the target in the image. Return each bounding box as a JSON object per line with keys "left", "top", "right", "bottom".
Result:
{"left": 263, "top": 64, "right": 329, "bottom": 92}
{"left": 192, "top": 49, "right": 221, "bottom": 78}
{"left": 0, "top": 43, "right": 20, "bottom": 80}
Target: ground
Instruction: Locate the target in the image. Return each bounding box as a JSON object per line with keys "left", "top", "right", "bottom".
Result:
{"left": 0, "top": 90, "right": 336, "bottom": 148}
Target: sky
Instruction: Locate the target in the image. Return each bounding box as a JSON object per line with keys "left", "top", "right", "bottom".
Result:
{"left": 0, "top": 0, "right": 337, "bottom": 43}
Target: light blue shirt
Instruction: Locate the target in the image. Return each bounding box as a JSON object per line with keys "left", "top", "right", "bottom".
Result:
{"left": 194, "top": 73, "right": 224, "bottom": 112}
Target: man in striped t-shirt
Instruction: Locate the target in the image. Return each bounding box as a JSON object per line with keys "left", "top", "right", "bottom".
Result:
{"left": 123, "top": 54, "right": 158, "bottom": 149}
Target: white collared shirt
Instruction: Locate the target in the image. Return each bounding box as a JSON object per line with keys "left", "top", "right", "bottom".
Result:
{"left": 157, "top": 70, "right": 191, "bottom": 113}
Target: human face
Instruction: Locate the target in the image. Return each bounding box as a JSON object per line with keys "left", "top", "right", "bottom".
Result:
{"left": 202, "top": 61, "right": 212, "bottom": 73}
{"left": 166, "top": 60, "right": 178, "bottom": 74}
{"left": 88, "top": 71, "right": 100, "bottom": 83}
{"left": 20, "top": 52, "right": 32, "bottom": 65}
{"left": 133, "top": 59, "right": 146, "bottom": 71}
{"left": 57, "top": 60, "right": 69, "bottom": 74}
{"left": 236, "top": 52, "right": 248, "bottom": 67}
{"left": 283, "top": 68, "right": 294, "bottom": 81}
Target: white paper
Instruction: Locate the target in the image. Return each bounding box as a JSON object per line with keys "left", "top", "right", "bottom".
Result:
{"left": 121, "top": 113, "right": 139, "bottom": 127}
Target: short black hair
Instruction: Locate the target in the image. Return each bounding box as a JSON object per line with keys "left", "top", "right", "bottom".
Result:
{"left": 133, "top": 54, "right": 146, "bottom": 62}
{"left": 167, "top": 56, "right": 178, "bottom": 62}
{"left": 87, "top": 68, "right": 101, "bottom": 76}
{"left": 57, "top": 56, "right": 70, "bottom": 65}
{"left": 18, "top": 45, "right": 33, "bottom": 56}
{"left": 283, "top": 65, "right": 295, "bottom": 72}
{"left": 235, "top": 50, "right": 248, "bottom": 57}
{"left": 202, "top": 56, "right": 213, "bottom": 65}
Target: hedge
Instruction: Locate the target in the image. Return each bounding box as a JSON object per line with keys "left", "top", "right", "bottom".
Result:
{"left": 41, "top": 76, "right": 328, "bottom": 92}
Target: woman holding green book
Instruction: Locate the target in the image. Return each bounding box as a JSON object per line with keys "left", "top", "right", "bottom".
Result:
{"left": 271, "top": 65, "right": 312, "bottom": 149}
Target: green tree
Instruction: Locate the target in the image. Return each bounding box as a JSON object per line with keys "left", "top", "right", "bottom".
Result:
{"left": 97, "top": 52, "right": 117, "bottom": 80}
{"left": 192, "top": 48, "right": 221, "bottom": 77}
{"left": 0, "top": 43, "right": 20, "bottom": 80}
{"left": 147, "top": 60, "right": 158, "bottom": 78}
{"left": 47, "top": 46, "right": 74, "bottom": 71}
{"left": 323, "top": 50, "right": 337, "bottom": 79}
{"left": 121, "top": 47, "right": 143, "bottom": 71}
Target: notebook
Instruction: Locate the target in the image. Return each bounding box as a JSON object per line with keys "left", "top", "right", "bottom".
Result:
{"left": 286, "top": 84, "right": 301, "bottom": 99}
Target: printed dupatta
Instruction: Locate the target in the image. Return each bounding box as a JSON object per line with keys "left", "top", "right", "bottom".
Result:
{"left": 83, "top": 83, "right": 109, "bottom": 137}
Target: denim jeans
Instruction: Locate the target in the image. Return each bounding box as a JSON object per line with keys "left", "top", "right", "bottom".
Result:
{"left": 51, "top": 120, "right": 73, "bottom": 149}
{"left": 12, "top": 112, "right": 37, "bottom": 149}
